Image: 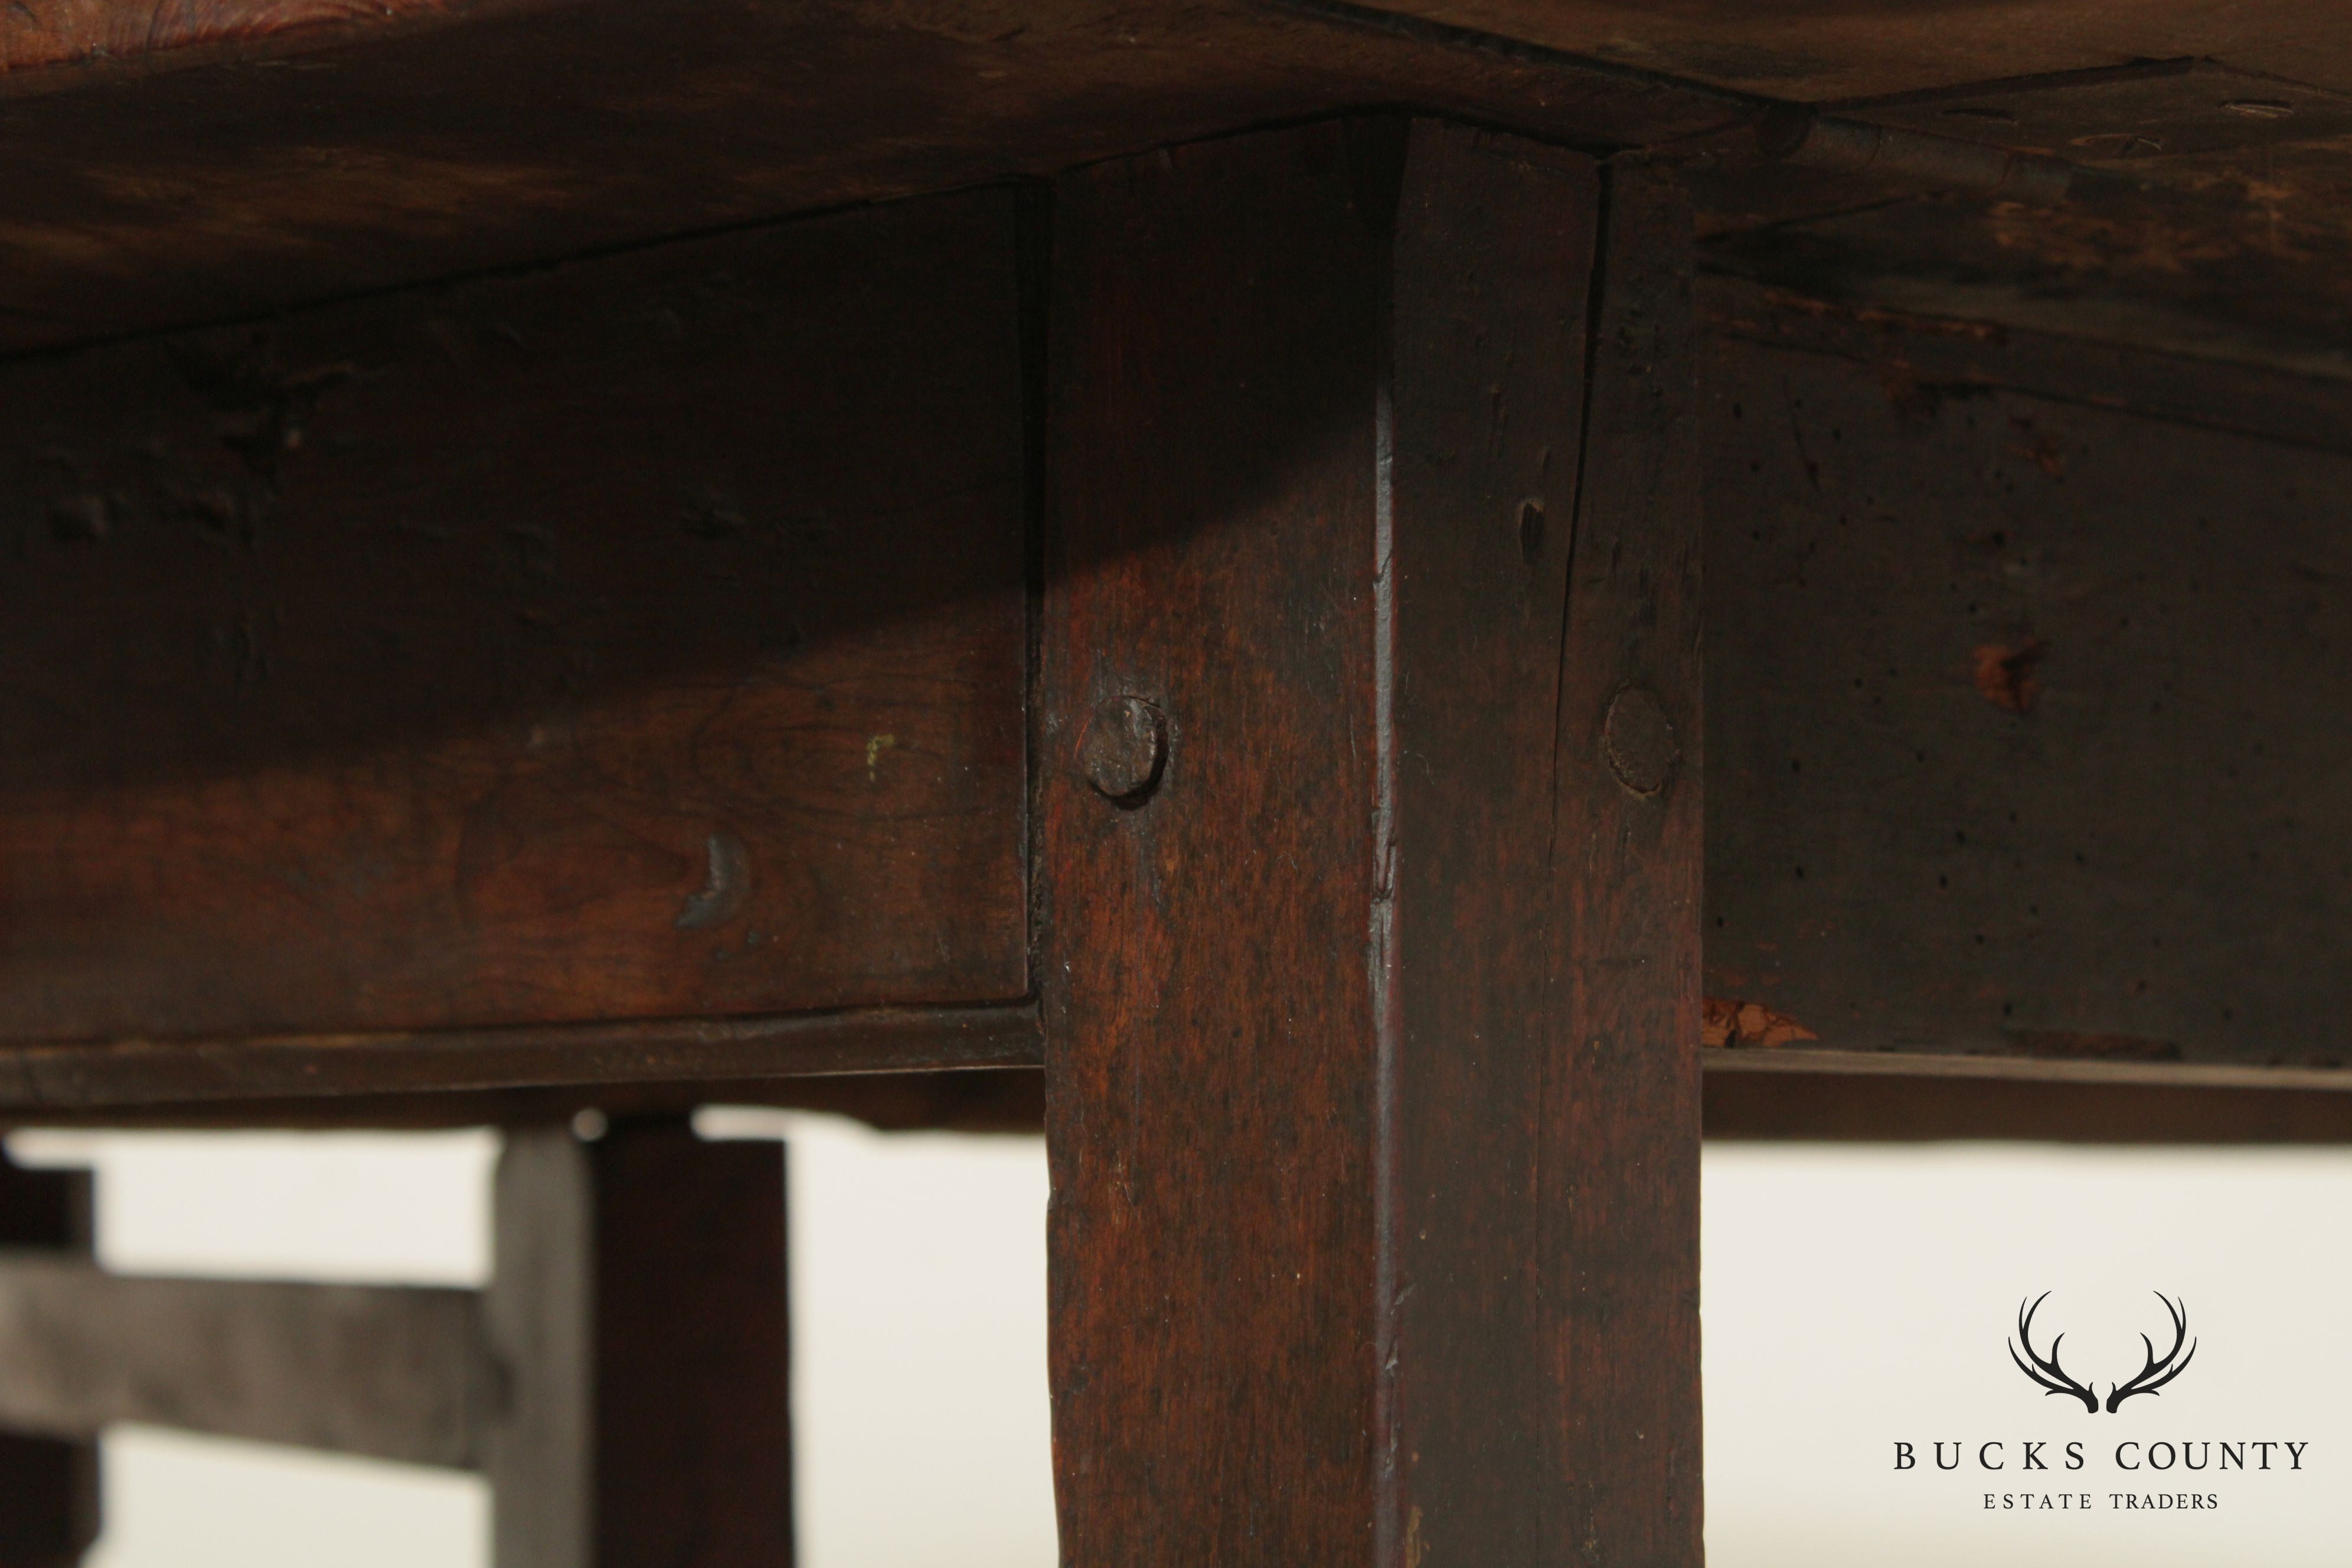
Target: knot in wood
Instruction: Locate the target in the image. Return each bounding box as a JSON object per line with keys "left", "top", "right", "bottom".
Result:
{"left": 1602, "top": 686, "right": 1679, "bottom": 798}
{"left": 1080, "top": 695, "right": 1167, "bottom": 805}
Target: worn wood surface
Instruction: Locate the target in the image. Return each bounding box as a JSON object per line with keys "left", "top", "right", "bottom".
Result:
{"left": 1, "top": 200, "right": 2343, "bottom": 1099}
{"left": 27, "top": 1056, "right": 2348, "bottom": 1141}
{"left": 6, "top": 0, "right": 2352, "bottom": 376}
{"left": 1674, "top": 58, "right": 2352, "bottom": 382}
{"left": 1543, "top": 168, "right": 1707, "bottom": 1562}
{"left": 0, "top": 0, "right": 481, "bottom": 73}
{"left": 486, "top": 1120, "right": 790, "bottom": 1568}
{"left": 0, "top": 1156, "right": 96, "bottom": 1568}
{"left": 1334, "top": 0, "right": 2352, "bottom": 102}
{"left": 1700, "top": 277, "right": 2352, "bottom": 456}
{"left": 0, "top": 0, "right": 1740, "bottom": 355}
{"left": 1705, "top": 1046, "right": 2352, "bottom": 1092}
{"left": 1698, "top": 173, "right": 2352, "bottom": 387}
{"left": 0, "top": 1253, "right": 479, "bottom": 1466}
{"left": 1700, "top": 286, "right": 2352, "bottom": 1076}
{"left": 1706, "top": 1066, "right": 2352, "bottom": 1143}
{"left": 0, "top": 1063, "right": 1048, "bottom": 1133}
{"left": 0, "top": 188, "right": 1028, "bottom": 1048}
{"left": 1041, "top": 122, "right": 1394, "bottom": 1557}
{"left": 1384, "top": 126, "right": 1606, "bottom": 1568}
{"left": 28, "top": 0, "right": 2352, "bottom": 112}
{"left": 1040, "top": 119, "right": 1701, "bottom": 1566}
{"left": 0, "top": 1005, "right": 1041, "bottom": 1114}
{"left": 18, "top": 1053, "right": 2351, "bottom": 1136}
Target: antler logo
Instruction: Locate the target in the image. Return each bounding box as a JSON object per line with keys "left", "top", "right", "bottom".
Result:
{"left": 2008, "top": 1292, "right": 2198, "bottom": 1414}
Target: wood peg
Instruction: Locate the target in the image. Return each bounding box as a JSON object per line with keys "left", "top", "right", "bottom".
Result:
{"left": 1078, "top": 695, "right": 1168, "bottom": 805}
{"left": 1603, "top": 684, "right": 1681, "bottom": 798}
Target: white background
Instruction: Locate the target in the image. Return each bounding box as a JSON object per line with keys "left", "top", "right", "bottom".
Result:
{"left": 1705, "top": 1144, "right": 2352, "bottom": 1567}
{"left": 10, "top": 1125, "right": 2347, "bottom": 1566}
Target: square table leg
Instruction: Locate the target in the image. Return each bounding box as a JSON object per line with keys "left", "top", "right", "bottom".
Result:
{"left": 487, "top": 1120, "right": 793, "bottom": 1567}
{"left": 1040, "top": 118, "right": 1704, "bottom": 1566}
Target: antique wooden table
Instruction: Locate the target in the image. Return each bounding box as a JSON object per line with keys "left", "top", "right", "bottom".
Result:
{"left": 0, "top": 0, "right": 2348, "bottom": 1562}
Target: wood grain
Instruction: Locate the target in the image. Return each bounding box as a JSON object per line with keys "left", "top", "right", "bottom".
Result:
{"left": 0, "top": 1063, "right": 1050, "bottom": 1133}
{"left": 1040, "top": 118, "right": 1701, "bottom": 1566}
{"left": 0, "top": 0, "right": 479, "bottom": 74}
{"left": 1706, "top": 1065, "right": 2352, "bottom": 1142}
{"left": 1041, "top": 122, "right": 1393, "bottom": 1560}
{"left": 7, "top": 0, "right": 2352, "bottom": 381}
{"left": 0, "top": 187, "right": 1028, "bottom": 1047}
{"left": 1699, "top": 277, "right": 2352, "bottom": 457}
{"left": 0, "top": 0, "right": 1742, "bottom": 355}
{"left": 1333, "top": 0, "right": 2352, "bottom": 102}
{"left": 1704, "top": 1046, "right": 2352, "bottom": 1092}
{"left": 1384, "top": 125, "right": 1603, "bottom": 1568}
{"left": 1699, "top": 286, "right": 2352, "bottom": 1074}
{"left": 0, "top": 1005, "right": 1042, "bottom": 1112}
{"left": 1542, "top": 166, "right": 1706, "bottom": 1564}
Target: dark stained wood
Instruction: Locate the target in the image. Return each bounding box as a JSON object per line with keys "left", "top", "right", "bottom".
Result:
{"left": 1306, "top": 0, "right": 2352, "bottom": 373}
{"left": 1040, "top": 117, "right": 1701, "bottom": 1566}
{"left": 0, "top": 1005, "right": 1042, "bottom": 1113}
{"left": 0, "top": 1155, "right": 97, "bottom": 1568}
{"left": 587, "top": 1119, "right": 792, "bottom": 1566}
{"left": 34, "top": 0, "right": 2352, "bottom": 119}
{"left": 1706, "top": 1046, "right": 2352, "bottom": 1093}
{"left": 0, "top": 1428, "right": 90, "bottom": 1568}
{"left": 6, "top": 0, "right": 2352, "bottom": 384}
{"left": 1700, "top": 276, "right": 2352, "bottom": 456}
{"left": 1386, "top": 127, "right": 1605, "bottom": 1568}
{"left": 1828, "top": 58, "right": 2352, "bottom": 161}
{"left": 0, "top": 0, "right": 482, "bottom": 73}
{"left": 1705, "top": 1062, "right": 2352, "bottom": 1142}
{"left": 0, "top": 1255, "right": 480, "bottom": 1466}
{"left": 1543, "top": 167, "right": 1706, "bottom": 1562}
{"left": 1699, "top": 172, "right": 2352, "bottom": 386}
{"left": 486, "top": 1119, "right": 791, "bottom": 1567}
{"left": 0, "top": 1064, "right": 1048, "bottom": 1134}
{"left": 1041, "top": 121, "right": 1393, "bottom": 1557}
{"left": 1698, "top": 285, "right": 2352, "bottom": 1075}
{"left": 1334, "top": 0, "right": 2352, "bottom": 102}
{"left": 0, "top": 0, "right": 1741, "bottom": 356}
{"left": 0, "top": 188, "right": 1028, "bottom": 1047}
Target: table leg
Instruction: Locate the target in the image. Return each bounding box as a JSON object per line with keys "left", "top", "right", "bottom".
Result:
{"left": 1039, "top": 116, "right": 1703, "bottom": 1567}
{"left": 0, "top": 1154, "right": 98, "bottom": 1568}
{"left": 487, "top": 1119, "right": 792, "bottom": 1567}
